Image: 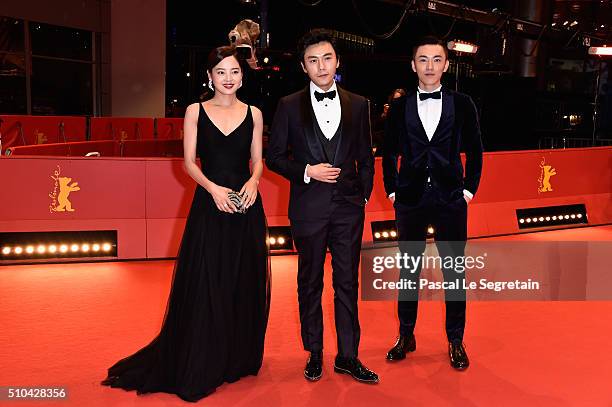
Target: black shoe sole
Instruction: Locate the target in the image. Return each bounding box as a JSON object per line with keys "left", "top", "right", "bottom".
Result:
{"left": 304, "top": 370, "right": 322, "bottom": 381}
{"left": 451, "top": 363, "right": 469, "bottom": 371}
{"left": 333, "top": 365, "right": 379, "bottom": 384}
{"left": 386, "top": 346, "right": 416, "bottom": 361}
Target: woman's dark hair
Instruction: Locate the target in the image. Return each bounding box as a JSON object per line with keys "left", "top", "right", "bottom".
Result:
{"left": 412, "top": 36, "right": 448, "bottom": 60}
{"left": 205, "top": 45, "right": 245, "bottom": 73}
{"left": 388, "top": 88, "right": 406, "bottom": 103}
{"left": 297, "top": 28, "right": 339, "bottom": 63}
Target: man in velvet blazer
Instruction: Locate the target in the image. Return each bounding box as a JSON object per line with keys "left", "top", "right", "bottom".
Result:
{"left": 382, "top": 36, "right": 483, "bottom": 370}
{"left": 266, "top": 29, "right": 377, "bottom": 384}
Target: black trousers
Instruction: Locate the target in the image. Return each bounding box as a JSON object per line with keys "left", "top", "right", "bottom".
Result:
{"left": 394, "top": 183, "right": 468, "bottom": 343}
{"left": 291, "top": 197, "right": 365, "bottom": 358}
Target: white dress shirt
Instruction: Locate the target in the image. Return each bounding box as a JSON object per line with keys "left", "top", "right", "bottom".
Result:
{"left": 304, "top": 81, "right": 341, "bottom": 183}
{"left": 389, "top": 86, "right": 473, "bottom": 201}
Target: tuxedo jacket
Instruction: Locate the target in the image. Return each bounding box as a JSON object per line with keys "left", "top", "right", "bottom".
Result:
{"left": 266, "top": 86, "right": 374, "bottom": 221}
{"left": 382, "top": 87, "right": 483, "bottom": 205}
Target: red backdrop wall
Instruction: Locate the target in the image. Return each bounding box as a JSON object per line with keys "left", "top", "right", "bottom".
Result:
{"left": 0, "top": 147, "right": 610, "bottom": 259}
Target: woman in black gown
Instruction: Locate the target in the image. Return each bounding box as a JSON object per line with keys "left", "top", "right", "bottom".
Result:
{"left": 102, "top": 46, "right": 271, "bottom": 402}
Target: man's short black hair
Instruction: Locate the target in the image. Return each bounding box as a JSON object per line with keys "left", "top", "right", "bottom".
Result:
{"left": 412, "top": 36, "right": 448, "bottom": 60}
{"left": 297, "top": 28, "right": 339, "bottom": 63}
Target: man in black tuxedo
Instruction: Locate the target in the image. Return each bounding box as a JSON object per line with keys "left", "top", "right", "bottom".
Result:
{"left": 382, "top": 36, "right": 483, "bottom": 370}
{"left": 266, "top": 29, "right": 378, "bottom": 383}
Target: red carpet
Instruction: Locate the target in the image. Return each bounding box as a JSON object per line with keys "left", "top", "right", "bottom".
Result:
{"left": 1, "top": 226, "right": 611, "bottom": 406}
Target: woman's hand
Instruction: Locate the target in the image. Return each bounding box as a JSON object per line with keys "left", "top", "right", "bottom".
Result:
{"left": 208, "top": 183, "right": 238, "bottom": 213}
{"left": 239, "top": 178, "right": 259, "bottom": 208}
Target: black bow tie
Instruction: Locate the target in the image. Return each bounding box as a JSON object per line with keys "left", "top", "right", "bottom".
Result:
{"left": 419, "top": 91, "right": 441, "bottom": 101}
{"left": 314, "top": 90, "right": 337, "bottom": 102}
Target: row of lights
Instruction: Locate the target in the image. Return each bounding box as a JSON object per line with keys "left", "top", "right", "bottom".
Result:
{"left": 519, "top": 213, "right": 583, "bottom": 224}
{"left": 374, "top": 230, "right": 397, "bottom": 240}
{"left": 2, "top": 242, "right": 113, "bottom": 256}
{"left": 268, "top": 236, "right": 286, "bottom": 246}
{"left": 372, "top": 224, "right": 436, "bottom": 243}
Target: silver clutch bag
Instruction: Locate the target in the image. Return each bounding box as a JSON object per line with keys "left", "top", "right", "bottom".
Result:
{"left": 227, "top": 190, "right": 247, "bottom": 214}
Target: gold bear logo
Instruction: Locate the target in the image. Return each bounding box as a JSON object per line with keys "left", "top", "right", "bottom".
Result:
{"left": 55, "top": 177, "right": 81, "bottom": 211}
{"left": 35, "top": 130, "right": 47, "bottom": 144}
{"left": 538, "top": 159, "right": 557, "bottom": 193}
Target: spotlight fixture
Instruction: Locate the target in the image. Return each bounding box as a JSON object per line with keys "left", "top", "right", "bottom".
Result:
{"left": 447, "top": 40, "right": 479, "bottom": 54}
{"left": 516, "top": 204, "right": 587, "bottom": 230}
{"left": 588, "top": 46, "right": 612, "bottom": 57}
{"left": 371, "top": 220, "right": 397, "bottom": 243}
{"left": 0, "top": 231, "right": 118, "bottom": 263}
{"left": 267, "top": 226, "right": 294, "bottom": 253}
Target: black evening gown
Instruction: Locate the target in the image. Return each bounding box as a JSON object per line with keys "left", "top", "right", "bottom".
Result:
{"left": 102, "top": 103, "right": 271, "bottom": 402}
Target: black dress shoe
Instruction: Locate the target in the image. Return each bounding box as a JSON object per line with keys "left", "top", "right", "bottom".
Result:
{"left": 386, "top": 334, "right": 416, "bottom": 361}
{"left": 334, "top": 356, "right": 379, "bottom": 384}
{"left": 449, "top": 342, "right": 470, "bottom": 370}
{"left": 304, "top": 351, "right": 323, "bottom": 381}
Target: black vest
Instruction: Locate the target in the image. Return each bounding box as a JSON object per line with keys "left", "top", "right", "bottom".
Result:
{"left": 312, "top": 115, "right": 342, "bottom": 165}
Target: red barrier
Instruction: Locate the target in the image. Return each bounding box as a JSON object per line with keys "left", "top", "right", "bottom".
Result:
{"left": 90, "top": 118, "right": 154, "bottom": 141}
{"left": 6, "top": 143, "right": 70, "bottom": 156}
{"left": 120, "top": 139, "right": 183, "bottom": 157}
{"left": 0, "top": 115, "right": 86, "bottom": 148}
{"left": 6, "top": 141, "right": 120, "bottom": 157}
{"left": 0, "top": 147, "right": 610, "bottom": 259}
{"left": 155, "top": 118, "right": 184, "bottom": 139}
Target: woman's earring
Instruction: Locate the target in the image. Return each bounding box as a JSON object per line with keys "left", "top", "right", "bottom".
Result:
{"left": 208, "top": 79, "right": 214, "bottom": 91}
{"left": 239, "top": 80, "right": 243, "bottom": 88}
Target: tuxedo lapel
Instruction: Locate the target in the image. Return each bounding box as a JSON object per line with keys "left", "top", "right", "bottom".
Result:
{"left": 299, "top": 86, "right": 326, "bottom": 162}
{"left": 333, "top": 87, "right": 352, "bottom": 166}
{"left": 431, "top": 87, "right": 455, "bottom": 142}
{"left": 405, "top": 90, "right": 429, "bottom": 143}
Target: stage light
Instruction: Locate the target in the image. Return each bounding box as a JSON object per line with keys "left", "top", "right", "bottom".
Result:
{"left": 0, "top": 231, "right": 118, "bottom": 263}
{"left": 371, "top": 220, "right": 398, "bottom": 243}
{"left": 14, "top": 247, "right": 23, "bottom": 254}
{"left": 186, "top": 72, "right": 190, "bottom": 77}
{"left": 427, "top": 226, "right": 435, "bottom": 234}
{"left": 563, "top": 21, "right": 569, "bottom": 26}
{"left": 570, "top": 21, "right": 578, "bottom": 27}
{"left": 516, "top": 204, "right": 587, "bottom": 229}
{"left": 447, "top": 40, "right": 479, "bottom": 54}
{"left": 263, "top": 57, "right": 269, "bottom": 64}
{"left": 588, "top": 46, "right": 612, "bottom": 57}
{"left": 267, "top": 226, "right": 294, "bottom": 252}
